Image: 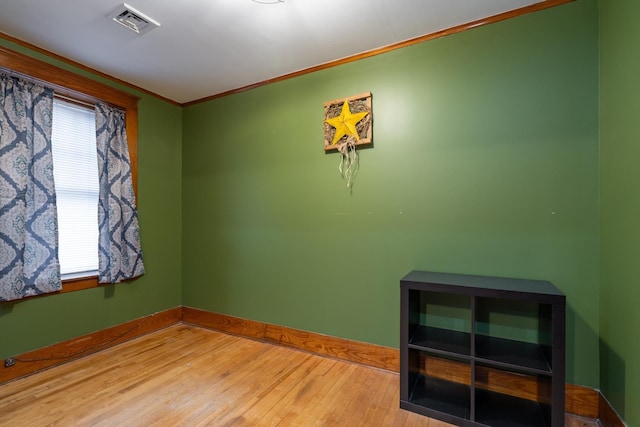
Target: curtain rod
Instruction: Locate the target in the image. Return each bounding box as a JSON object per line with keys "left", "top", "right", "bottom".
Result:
{"left": 54, "top": 93, "right": 95, "bottom": 109}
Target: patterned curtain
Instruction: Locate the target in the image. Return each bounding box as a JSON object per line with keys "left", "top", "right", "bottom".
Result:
{"left": 0, "top": 72, "right": 60, "bottom": 301}
{"left": 95, "top": 103, "right": 144, "bottom": 284}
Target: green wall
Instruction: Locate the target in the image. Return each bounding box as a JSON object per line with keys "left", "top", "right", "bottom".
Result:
{"left": 182, "top": 0, "right": 600, "bottom": 387}
{"left": 0, "top": 39, "right": 183, "bottom": 359}
{"left": 599, "top": 0, "right": 640, "bottom": 424}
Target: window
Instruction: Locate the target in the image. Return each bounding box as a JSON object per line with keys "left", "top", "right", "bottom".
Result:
{"left": 0, "top": 44, "right": 139, "bottom": 293}
{"left": 51, "top": 99, "right": 99, "bottom": 279}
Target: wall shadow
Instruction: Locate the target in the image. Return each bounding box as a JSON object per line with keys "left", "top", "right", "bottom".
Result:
{"left": 0, "top": 302, "right": 15, "bottom": 318}
{"left": 599, "top": 338, "right": 625, "bottom": 422}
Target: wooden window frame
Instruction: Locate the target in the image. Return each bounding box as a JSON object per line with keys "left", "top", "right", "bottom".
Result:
{"left": 0, "top": 45, "right": 140, "bottom": 294}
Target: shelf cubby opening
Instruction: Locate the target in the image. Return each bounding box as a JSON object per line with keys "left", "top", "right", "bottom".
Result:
{"left": 408, "top": 290, "right": 471, "bottom": 356}
{"left": 475, "top": 387, "right": 551, "bottom": 427}
{"left": 475, "top": 333, "right": 551, "bottom": 373}
{"left": 408, "top": 351, "right": 471, "bottom": 421}
{"left": 475, "top": 362, "right": 552, "bottom": 405}
{"left": 476, "top": 297, "right": 552, "bottom": 372}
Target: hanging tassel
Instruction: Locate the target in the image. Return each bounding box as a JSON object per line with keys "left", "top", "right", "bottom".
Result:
{"left": 337, "top": 136, "right": 358, "bottom": 189}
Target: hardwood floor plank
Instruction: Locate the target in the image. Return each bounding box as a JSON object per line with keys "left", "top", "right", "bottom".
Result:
{"left": 294, "top": 363, "right": 357, "bottom": 425}
{"left": 317, "top": 370, "right": 375, "bottom": 426}
{"left": 0, "top": 324, "right": 473, "bottom": 426}
{"left": 340, "top": 372, "right": 384, "bottom": 426}
{"left": 360, "top": 373, "right": 399, "bottom": 425}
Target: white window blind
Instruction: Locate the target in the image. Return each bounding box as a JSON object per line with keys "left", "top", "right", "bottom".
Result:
{"left": 51, "top": 99, "right": 99, "bottom": 278}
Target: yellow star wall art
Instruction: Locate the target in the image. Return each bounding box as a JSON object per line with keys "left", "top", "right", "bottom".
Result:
{"left": 323, "top": 92, "right": 372, "bottom": 151}
{"left": 323, "top": 92, "right": 372, "bottom": 189}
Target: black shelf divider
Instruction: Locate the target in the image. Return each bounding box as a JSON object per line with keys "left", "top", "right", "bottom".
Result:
{"left": 470, "top": 295, "right": 477, "bottom": 423}
{"left": 475, "top": 334, "right": 552, "bottom": 373}
{"left": 409, "top": 325, "right": 471, "bottom": 355}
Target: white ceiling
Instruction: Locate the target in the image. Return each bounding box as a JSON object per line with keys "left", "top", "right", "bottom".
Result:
{"left": 0, "top": 0, "right": 544, "bottom": 104}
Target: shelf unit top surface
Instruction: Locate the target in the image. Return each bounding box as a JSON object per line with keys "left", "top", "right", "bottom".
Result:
{"left": 401, "top": 271, "right": 565, "bottom": 299}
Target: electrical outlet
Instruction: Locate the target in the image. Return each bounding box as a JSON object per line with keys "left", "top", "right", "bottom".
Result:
{"left": 4, "top": 358, "right": 15, "bottom": 368}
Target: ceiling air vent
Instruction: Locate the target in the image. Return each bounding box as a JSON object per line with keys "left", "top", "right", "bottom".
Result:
{"left": 107, "top": 3, "right": 160, "bottom": 35}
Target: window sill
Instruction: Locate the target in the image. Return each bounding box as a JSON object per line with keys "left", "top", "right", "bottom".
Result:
{"left": 61, "top": 275, "right": 101, "bottom": 293}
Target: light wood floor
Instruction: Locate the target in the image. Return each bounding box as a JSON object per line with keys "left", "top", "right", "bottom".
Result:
{"left": 0, "top": 324, "right": 448, "bottom": 426}
{"left": 0, "top": 324, "right": 599, "bottom": 427}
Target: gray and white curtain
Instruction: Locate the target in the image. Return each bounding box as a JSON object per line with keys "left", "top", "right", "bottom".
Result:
{"left": 0, "top": 73, "right": 61, "bottom": 301}
{"left": 96, "top": 103, "right": 144, "bottom": 284}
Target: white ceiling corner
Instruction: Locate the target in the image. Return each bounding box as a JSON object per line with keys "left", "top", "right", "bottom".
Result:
{"left": 0, "top": 0, "right": 546, "bottom": 104}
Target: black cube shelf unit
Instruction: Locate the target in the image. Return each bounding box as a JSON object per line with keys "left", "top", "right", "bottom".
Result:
{"left": 400, "top": 271, "right": 566, "bottom": 427}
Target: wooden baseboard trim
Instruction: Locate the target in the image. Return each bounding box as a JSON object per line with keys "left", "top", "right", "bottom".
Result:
{"left": 181, "top": 306, "right": 399, "bottom": 371}
{"left": 599, "top": 393, "right": 627, "bottom": 427}
{"left": 0, "top": 307, "right": 182, "bottom": 385}
{"left": 264, "top": 322, "right": 399, "bottom": 372}
{"left": 566, "top": 383, "right": 599, "bottom": 419}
